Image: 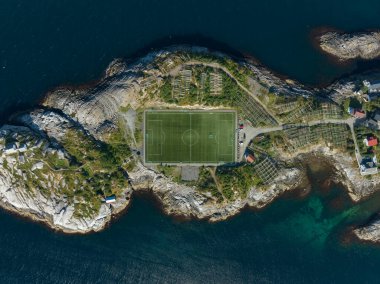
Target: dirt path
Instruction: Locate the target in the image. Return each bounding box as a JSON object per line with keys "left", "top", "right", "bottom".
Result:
{"left": 209, "top": 167, "right": 223, "bottom": 195}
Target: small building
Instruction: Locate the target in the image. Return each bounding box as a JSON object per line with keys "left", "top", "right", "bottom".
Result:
{"left": 105, "top": 195, "right": 116, "bottom": 204}
{"left": 57, "top": 150, "right": 65, "bottom": 160}
{"left": 18, "top": 155, "right": 26, "bottom": 164}
{"left": 34, "top": 139, "right": 44, "bottom": 148}
{"left": 366, "top": 112, "right": 380, "bottom": 129}
{"left": 364, "top": 93, "right": 380, "bottom": 102}
{"left": 368, "top": 82, "right": 380, "bottom": 93}
{"left": 244, "top": 153, "right": 255, "bottom": 163}
{"left": 360, "top": 156, "right": 378, "bottom": 176}
{"left": 347, "top": 107, "right": 365, "bottom": 118}
{"left": 18, "top": 144, "right": 27, "bottom": 153}
{"left": 3, "top": 144, "right": 17, "bottom": 155}
{"left": 31, "top": 162, "right": 44, "bottom": 171}
{"left": 354, "top": 109, "right": 366, "bottom": 119}
{"left": 367, "top": 119, "right": 379, "bottom": 129}
{"left": 363, "top": 80, "right": 380, "bottom": 91}
{"left": 364, "top": 137, "right": 378, "bottom": 147}
{"left": 374, "top": 112, "right": 380, "bottom": 122}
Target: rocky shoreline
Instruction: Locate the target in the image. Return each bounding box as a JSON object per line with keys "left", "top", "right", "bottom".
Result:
{"left": 317, "top": 30, "right": 380, "bottom": 61}
{"left": 1, "top": 45, "right": 380, "bottom": 240}
{"left": 354, "top": 216, "right": 380, "bottom": 243}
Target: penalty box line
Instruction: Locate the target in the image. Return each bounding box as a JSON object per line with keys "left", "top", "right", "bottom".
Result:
{"left": 147, "top": 119, "right": 163, "bottom": 156}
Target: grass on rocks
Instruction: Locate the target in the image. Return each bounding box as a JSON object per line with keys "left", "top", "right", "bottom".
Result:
{"left": 196, "top": 164, "right": 262, "bottom": 202}
{"left": 6, "top": 126, "right": 132, "bottom": 220}
{"left": 61, "top": 129, "right": 130, "bottom": 218}
{"left": 158, "top": 65, "right": 243, "bottom": 107}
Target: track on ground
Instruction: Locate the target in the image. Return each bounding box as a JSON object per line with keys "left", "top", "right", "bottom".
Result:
{"left": 144, "top": 110, "right": 236, "bottom": 164}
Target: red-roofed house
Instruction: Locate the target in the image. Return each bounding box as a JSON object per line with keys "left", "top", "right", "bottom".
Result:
{"left": 347, "top": 107, "right": 366, "bottom": 118}
{"left": 364, "top": 137, "right": 378, "bottom": 147}
{"left": 354, "top": 110, "right": 366, "bottom": 119}
{"left": 245, "top": 153, "right": 255, "bottom": 163}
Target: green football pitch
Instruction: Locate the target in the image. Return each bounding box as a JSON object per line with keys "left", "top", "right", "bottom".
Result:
{"left": 144, "top": 110, "right": 236, "bottom": 164}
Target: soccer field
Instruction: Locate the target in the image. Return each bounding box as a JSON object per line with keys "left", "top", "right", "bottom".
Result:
{"left": 144, "top": 110, "right": 236, "bottom": 164}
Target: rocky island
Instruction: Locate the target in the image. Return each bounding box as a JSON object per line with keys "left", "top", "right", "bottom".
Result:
{"left": 2, "top": 45, "right": 380, "bottom": 241}
{"left": 318, "top": 30, "right": 380, "bottom": 61}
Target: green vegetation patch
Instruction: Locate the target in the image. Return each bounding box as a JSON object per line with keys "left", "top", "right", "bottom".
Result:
{"left": 59, "top": 129, "right": 130, "bottom": 218}
{"left": 196, "top": 167, "right": 222, "bottom": 202}
{"left": 216, "top": 164, "right": 262, "bottom": 200}
{"left": 158, "top": 66, "right": 241, "bottom": 107}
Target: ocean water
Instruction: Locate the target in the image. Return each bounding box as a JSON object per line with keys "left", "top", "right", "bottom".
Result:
{"left": 2, "top": 175, "right": 380, "bottom": 283}
{"left": 2, "top": 0, "right": 380, "bottom": 282}
{"left": 1, "top": 0, "right": 380, "bottom": 120}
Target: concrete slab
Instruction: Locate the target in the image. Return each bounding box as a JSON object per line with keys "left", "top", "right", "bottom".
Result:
{"left": 181, "top": 166, "right": 200, "bottom": 181}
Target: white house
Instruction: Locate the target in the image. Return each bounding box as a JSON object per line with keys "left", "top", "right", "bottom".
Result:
{"left": 360, "top": 156, "right": 379, "bottom": 176}
{"left": 18, "top": 144, "right": 27, "bottom": 153}
{"left": 18, "top": 155, "right": 26, "bottom": 164}
{"left": 366, "top": 111, "right": 380, "bottom": 129}
{"left": 105, "top": 195, "right": 116, "bottom": 204}
{"left": 31, "top": 162, "right": 44, "bottom": 171}
{"left": 369, "top": 83, "right": 380, "bottom": 93}
{"left": 363, "top": 80, "right": 380, "bottom": 92}
{"left": 3, "top": 144, "right": 17, "bottom": 155}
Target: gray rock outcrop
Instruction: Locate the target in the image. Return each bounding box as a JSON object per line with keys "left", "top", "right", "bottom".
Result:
{"left": 319, "top": 31, "right": 380, "bottom": 60}
{"left": 354, "top": 217, "right": 380, "bottom": 242}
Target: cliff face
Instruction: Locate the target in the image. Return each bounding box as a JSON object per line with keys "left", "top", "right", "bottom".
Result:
{"left": 42, "top": 72, "right": 140, "bottom": 138}
{"left": 129, "top": 162, "right": 303, "bottom": 221}
{"left": 318, "top": 31, "right": 380, "bottom": 61}
{"left": 0, "top": 45, "right": 379, "bottom": 234}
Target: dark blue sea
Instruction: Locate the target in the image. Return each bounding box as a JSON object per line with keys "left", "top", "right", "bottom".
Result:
{"left": 2, "top": 0, "right": 380, "bottom": 282}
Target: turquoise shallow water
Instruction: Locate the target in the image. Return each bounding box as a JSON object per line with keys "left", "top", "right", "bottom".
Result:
{"left": 2, "top": 0, "right": 380, "bottom": 282}
{"left": 1, "top": 180, "right": 380, "bottom": 283}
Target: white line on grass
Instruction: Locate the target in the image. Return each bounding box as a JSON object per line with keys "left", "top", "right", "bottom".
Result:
{"left": 190, "top": 113, "right": 192, "bottom": 162}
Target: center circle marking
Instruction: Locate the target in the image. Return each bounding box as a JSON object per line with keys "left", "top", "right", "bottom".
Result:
{"left": 182, "top": 129, "right": 200, "bottom": 146}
